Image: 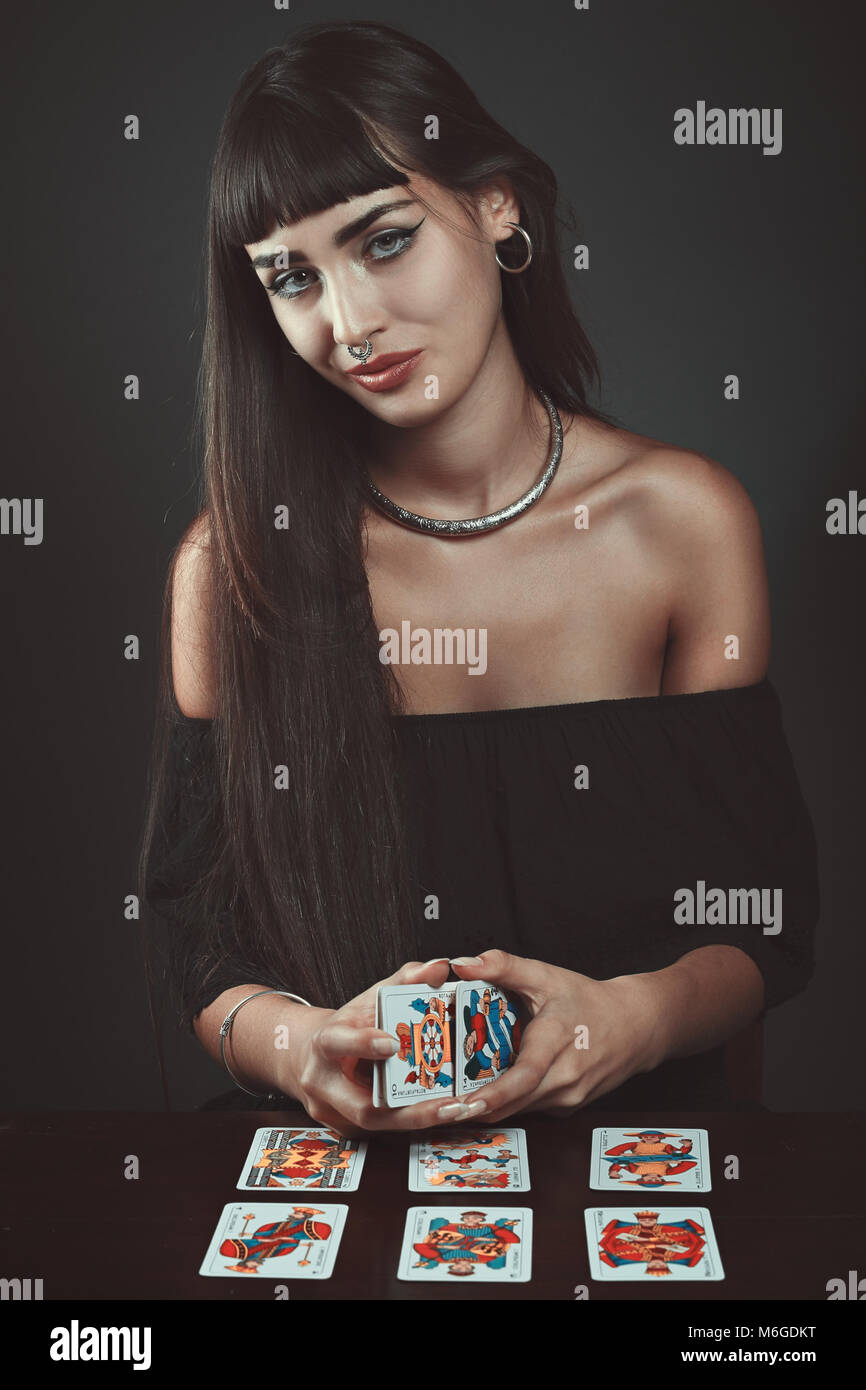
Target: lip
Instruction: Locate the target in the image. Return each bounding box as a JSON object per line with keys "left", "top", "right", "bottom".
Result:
{"left": 344, "top": 350, "right": 423, "bottom": 391}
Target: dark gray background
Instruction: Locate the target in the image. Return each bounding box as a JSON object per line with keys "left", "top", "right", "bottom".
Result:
{"left": 1, "top": 0, "right": 862, "bottom": 1110}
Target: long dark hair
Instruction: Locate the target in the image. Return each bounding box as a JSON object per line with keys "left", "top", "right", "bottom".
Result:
{"left": 136, "top": 19, "right": 617, "bottom": 1070}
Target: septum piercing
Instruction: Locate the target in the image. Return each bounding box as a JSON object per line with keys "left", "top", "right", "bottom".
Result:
{"left": 347, "top": 338, "right": 374, "bottom": 363}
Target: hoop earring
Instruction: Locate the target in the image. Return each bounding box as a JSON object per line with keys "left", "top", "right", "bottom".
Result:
{"left": 495, "top": 222, "right": 533, "bottom": 274}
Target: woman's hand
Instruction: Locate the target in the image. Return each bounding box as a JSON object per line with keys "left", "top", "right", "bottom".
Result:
{"left": 447, "top": 949, "right": 667, "bottom": 1122}
{"left": 275, "top": 959, "right": 489, "bottom": 1137}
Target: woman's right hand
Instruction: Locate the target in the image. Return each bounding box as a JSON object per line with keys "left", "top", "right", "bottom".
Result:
{"left": 274, "top": 959, "right": 489, "bottom": 1136}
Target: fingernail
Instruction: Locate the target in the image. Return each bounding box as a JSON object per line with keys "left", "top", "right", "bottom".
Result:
{"left": 450, "top": 956, "right": 483, "bottom": 968}
{"left": 437, "top": 1097, "right": 487, "bottom": 1121}
{"left": 437, "top": 1101, "right": 472, "bottom": 1119}
{"left": 372, "top": 1037, "right": 399, "bottom": 1056}
{"left": 422, "top": 957, "right": 450, "bottom": 967}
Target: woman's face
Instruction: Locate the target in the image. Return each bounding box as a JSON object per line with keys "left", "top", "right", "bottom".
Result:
{"left": 244, "top": 171, "right": 516, "bottom": 427}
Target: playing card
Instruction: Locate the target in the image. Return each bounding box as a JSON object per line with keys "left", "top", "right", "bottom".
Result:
{"left": 584, "top": 1206, "right": 724, "bottom": 1281}
{"left": 236, "top": 1127, "right": 368, "bottom": 1192}
{"left": 398, "top": 1205, "right": 532, "bottom": 1281}
{"left": 378, "top": 982, "right": 457, "bottom": 1107}
{"left": 454, "top": 980, "right": 524, "bottom": 1095}
{"left": 409, "top": 1126, "right": 530, "bottom": 1192}
{"left": 199, "top": 1202, "right": 348, "bottom": 1278}
{"left": 589, "top": 1126, "right": 711, "bottom": 1192}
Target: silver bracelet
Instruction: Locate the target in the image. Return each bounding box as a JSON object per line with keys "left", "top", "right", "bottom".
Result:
{"left": 218, "top": 989, "right": 313, "bottom": 1099}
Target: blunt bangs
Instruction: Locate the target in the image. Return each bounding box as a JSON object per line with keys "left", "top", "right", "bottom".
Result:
{"left": 211, "top": 88, "right": 414, "bottom": 252}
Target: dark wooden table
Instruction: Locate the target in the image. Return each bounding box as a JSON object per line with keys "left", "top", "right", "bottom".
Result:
{"left": 1, "top": 1109, "right": 863, "bottom": 1301}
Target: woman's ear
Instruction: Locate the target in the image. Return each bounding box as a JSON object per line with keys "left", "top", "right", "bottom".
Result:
{"left": 478, "top": 178, "right": 520, "bottom": 239}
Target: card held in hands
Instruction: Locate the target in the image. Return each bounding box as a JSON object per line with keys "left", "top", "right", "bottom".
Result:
{"left": 377, "top": 982, "right": 457, "bottom": 1107}
{"left": 454, "top": 980, "right": 524, "bottom": 1095}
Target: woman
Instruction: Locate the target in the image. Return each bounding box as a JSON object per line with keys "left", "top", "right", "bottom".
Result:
{"left": 138, "top": 19, "right": 819, "bottom": 1132}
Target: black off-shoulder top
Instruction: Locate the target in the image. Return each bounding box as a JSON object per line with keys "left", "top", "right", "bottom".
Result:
{"left": 143, "top": 678, "right": 820, "bottom": 1111}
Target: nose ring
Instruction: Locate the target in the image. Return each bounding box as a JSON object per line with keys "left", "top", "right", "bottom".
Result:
{"left": 347, "top": 338, "right": 373, "bottom": 363}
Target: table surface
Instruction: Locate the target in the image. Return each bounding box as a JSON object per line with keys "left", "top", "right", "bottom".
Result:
{"left": 2, "top": 1108, "right": 863, "bottom": 1300}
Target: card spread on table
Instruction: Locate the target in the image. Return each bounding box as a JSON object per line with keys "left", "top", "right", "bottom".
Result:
{"left": 237, "top": 1127, "right": 368, "bottom": 1192}
{"left": 199, "top": 1202, "right": 348, "bottom": 1279}
{"left": 584, "top": 1206, "right": 724, "bottom": 1281}
{"left": 454, "top": 980, "right": 524, "bottom": 1095}
{"left": 398, "top": 1206, "right": 532, "bottom": 1281}
{"left": 589, "top": 1126, "right": 711, "bottom": 1192}
{"left": 409, "top": 1126, "right": 530, "bottom": 1192}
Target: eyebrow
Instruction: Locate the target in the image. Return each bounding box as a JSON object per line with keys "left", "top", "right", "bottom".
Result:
{"left": 249, "top": 198, "right": 418, "bottom": 270}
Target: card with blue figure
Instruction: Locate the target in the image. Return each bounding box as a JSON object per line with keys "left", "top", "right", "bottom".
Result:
{"left": 199, "top": 1203, "right": 348, "bottom": 1279}
{"left": 454, "top": 980, "right": 524, "bottom": 1096}
{"left": 398, "top": 1206, "right": 532, "bottom": 1281}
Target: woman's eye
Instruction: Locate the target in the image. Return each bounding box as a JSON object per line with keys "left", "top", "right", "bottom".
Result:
{"left": 366, "top": 229, "right": 413, "bottom": 260}
{"left": 268, "top": 268, "right": 316, "bottom": 299}
{"left": 267, "top": 223, "right": 421, "bottom": 301}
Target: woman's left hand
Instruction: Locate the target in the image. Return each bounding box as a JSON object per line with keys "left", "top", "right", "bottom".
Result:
{"left": 447, "top": 949, "right": 668, "bottom": 1122}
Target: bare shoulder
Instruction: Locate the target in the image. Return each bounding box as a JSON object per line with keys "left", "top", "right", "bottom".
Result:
{"left": 566, "top": 415, "right": 756, "bottom": 513}
{"left": 605, "top": 432, "right": 770, "bottom": 685}
{"left": 613, "top": 433, "right": 768, "bottom": 596}
{"left": 564, "top": 417, "right": 764, "bottom": 572}
{"left": 170, "top": 511, "right": 217, "bottom": 719}
{"left": 614, "top": 434, "right": 762, "bottom": 543}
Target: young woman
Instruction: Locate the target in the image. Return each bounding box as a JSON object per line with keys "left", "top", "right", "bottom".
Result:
{"left": 138, "top": 20, "right": 819, "bottom": 1132}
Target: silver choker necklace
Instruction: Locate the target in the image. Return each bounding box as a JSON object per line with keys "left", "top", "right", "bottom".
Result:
{"left": 363, "top": 388, "right": 563, "bottom": 537}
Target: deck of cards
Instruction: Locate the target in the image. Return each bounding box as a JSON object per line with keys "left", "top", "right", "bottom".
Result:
{"left": 372, "top": 979, "right": 524, "bottom": 1108}
{"left": 195, "top": 1117, "right": 726, "bottom": 1285}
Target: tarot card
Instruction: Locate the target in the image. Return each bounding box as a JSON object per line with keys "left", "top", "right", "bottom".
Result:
{"left": 378, "top": 982, "right": 457, "bottom": 1107}
{"left": 454, "top": 980, "right": 524, "bottom": 1095}
{"left": 589, "top": 1126, "right": 711, "bottom": 1193}
{"left": 398, "top": 1205, "right": 532, "bottom": 1282}
{"left": 584, "top": 1206, "right": 724, "bottom": 1281}
{"left": 237, "top": 1126, "right": 368, "bottom": 1192}
{"left": 199, "top": 1202, "right": 348, "bottom": 1279}
{"left": 409, "top": 1126, "right": 530, "bottom": 1192}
